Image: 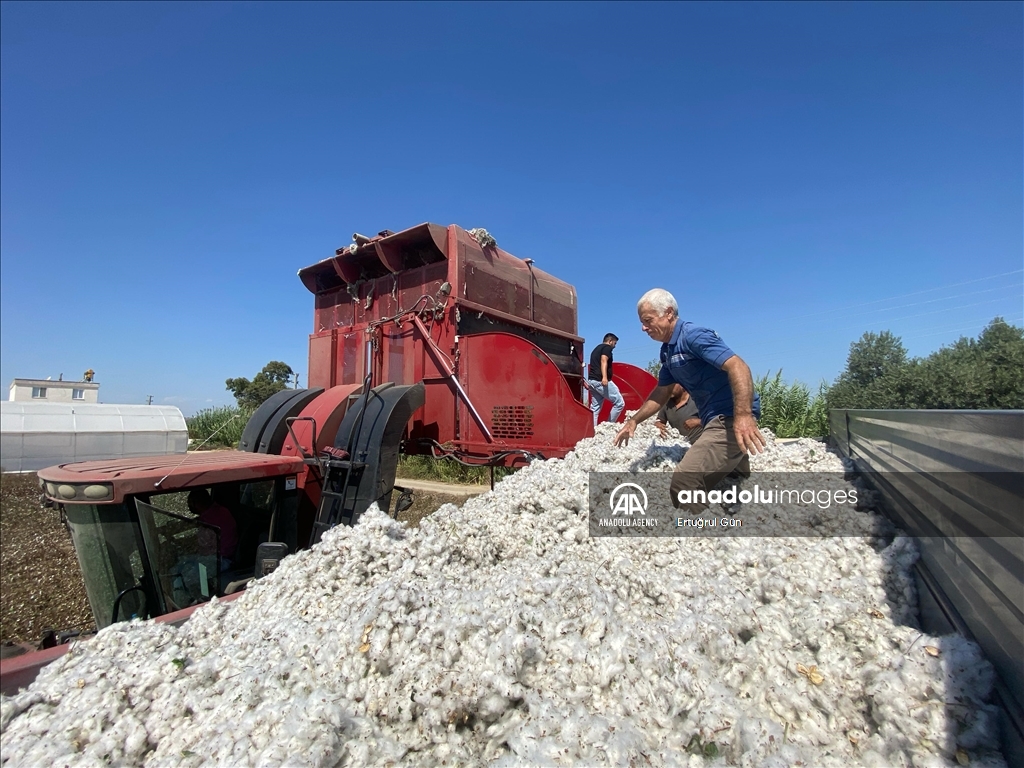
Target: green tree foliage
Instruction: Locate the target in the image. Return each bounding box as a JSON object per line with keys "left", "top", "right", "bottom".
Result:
{"left": 225, "top": 361, "right": 295, "bottom": 410}
{"left": 844, "top": 330, "right": 908, "bottom": 387}
{"left": 755, "top": 371, "right": 829, "bottom": 438}
{"left": 827, "top": 330, "right": 912, "bottom": 410}
{"left": 827, "top": 319, "right": 1023, "bottom": 410}
{"left": 906, "top": 319, "right": 1024, "bottom": 409}
{"left": 646, "top": 359, "right": 662, "bottom": 377}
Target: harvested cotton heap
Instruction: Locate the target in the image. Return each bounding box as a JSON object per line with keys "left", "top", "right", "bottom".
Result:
{"left": 0, "top": 424, "right": 1007, "bottom": 768}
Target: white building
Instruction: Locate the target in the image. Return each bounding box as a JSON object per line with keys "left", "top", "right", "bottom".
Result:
{"left": 8, "top": 377, "right": 100, "bottom": 404}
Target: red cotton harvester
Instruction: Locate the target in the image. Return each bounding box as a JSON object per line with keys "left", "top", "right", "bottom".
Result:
{"left": 17, "top": 223, "right": 655, "bottom": 650}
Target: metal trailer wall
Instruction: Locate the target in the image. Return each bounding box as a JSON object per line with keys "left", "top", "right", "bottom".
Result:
{"left": 829, "top": 409, "right": 1024, "bottom": 765}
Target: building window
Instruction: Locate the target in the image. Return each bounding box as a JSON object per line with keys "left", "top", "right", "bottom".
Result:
{"left": 32, "top": 387, "right": 47, "bottom": 399}
{"left": 72, "top": 389, "right": 85, "bottom": 400}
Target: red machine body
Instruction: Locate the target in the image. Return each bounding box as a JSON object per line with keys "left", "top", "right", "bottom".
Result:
{"left": 298, "top": 223, "right": 652, "bottom": 463}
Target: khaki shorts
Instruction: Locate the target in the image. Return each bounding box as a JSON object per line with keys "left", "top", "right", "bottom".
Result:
{"left": 669, "top": 415, "right": 751, "bottom": 513}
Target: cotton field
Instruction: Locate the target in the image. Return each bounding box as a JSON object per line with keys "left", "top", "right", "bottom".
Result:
{"left": 0, "top": 424, "right": 1007, "bottom": 767}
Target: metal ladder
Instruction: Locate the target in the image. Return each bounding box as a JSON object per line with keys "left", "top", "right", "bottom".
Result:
{"left": 310, "top": 456, "right": 367, "bottom": 543}
{"left": 308, "top": 379, "right": 425, "bottom": 546}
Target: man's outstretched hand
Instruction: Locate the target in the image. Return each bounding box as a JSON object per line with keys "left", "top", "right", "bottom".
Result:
{"left": 733, "top": 413, "right": 766, "bottom": 455}
{"left": 613, "top": 419, "right": 636, "bottom": 447}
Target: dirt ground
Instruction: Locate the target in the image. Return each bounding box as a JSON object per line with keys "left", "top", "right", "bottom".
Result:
{"left": 0, "top": 473, "right": 95, "bottom": 648}
{"left": 0, "top": 472, "right": 474, "bottom": 648}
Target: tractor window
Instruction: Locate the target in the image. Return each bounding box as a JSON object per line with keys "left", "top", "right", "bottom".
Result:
{"left": 135, "top": 499, "right": 221, "bottom": 614}
{"left": 240, "top": 480, "right": 274, "bottom": 512}
{"left": 149, "top": 490, "right": 191, "bottom": 515}
{"left": 146, "top": 481, "right": 276, "bottom": 578}
{"left": 63, "top": 503, "right": 147, "bottom": 630}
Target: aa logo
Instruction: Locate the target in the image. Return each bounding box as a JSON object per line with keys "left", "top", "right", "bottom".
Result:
{"left": 609, "top": 483, "right": 648, "bottom": 516}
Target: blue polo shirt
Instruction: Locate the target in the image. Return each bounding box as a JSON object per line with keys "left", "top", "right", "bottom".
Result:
{"left": 657, "top": 321, "right": 761, "bottom": 424}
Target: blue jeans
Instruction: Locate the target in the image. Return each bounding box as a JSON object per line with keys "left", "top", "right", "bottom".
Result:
{"left": 586, "top": 379, "right": 625, "bottom": 426}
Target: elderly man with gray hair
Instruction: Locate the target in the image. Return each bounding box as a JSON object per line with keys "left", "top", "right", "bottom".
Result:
{"left": 613, "top": 288, "right": 766, "bottom": 512}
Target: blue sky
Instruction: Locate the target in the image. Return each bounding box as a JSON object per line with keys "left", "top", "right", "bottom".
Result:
{"left": 2, "top": 2, "right": 1020, "bottom": 415}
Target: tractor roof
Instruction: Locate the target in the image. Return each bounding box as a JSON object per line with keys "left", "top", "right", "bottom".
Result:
{"left": 38, "top": 451, "right": 306, "bottom": 503}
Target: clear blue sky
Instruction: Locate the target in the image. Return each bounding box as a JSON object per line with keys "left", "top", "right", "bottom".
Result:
{"left": 2, "top": 2, "right": 1020, "bottom": 415}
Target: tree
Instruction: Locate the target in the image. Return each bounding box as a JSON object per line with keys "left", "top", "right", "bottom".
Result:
{"left": 908, "top": 318, "right": 1024, "bottom": 409}
{"left": 226, "top": 361, "right": 295, "bottom": 410}
{"left": 827, "top": 330, "right": 911, "bottom": 409}
{"left": 975, "top": 318, "right": 1024, "bottom": 408}
{"left": 845, "top": 331, "right": 908, "bottom": 387}
{"left": 646, "top": 359, "right": 661, "bottom": 377}
{"left": 826, "top": 318, "right": 1024, "bottom": 410}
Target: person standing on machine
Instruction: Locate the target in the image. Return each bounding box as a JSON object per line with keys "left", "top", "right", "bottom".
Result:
{"left": 586, "top": 333, "right": 625, "bottom": 426}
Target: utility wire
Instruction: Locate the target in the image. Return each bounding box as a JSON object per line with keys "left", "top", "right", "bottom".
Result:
{"left": 768, "top": 269, "right": 1023, "bottom": 322}
{"left": 740, "top": 295, "right": 1019, "bottom": 346}
{"left": 751, "top": 314, "right": 1024, "bottom": 366}
{"left": 894, "top": 316, "right": 1024, "bottom": 342}
{"left": 811, "top": 282, "right": 1021, "bottom": 322}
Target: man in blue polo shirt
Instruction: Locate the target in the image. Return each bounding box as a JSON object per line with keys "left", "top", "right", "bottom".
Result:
{"left": 613, "top": 288, "right": 766, "bottom": 512}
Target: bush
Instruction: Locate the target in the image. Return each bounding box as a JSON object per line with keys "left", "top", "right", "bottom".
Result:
{"left": 186, "top": 406, "right": 252, "bottom": 449}
{"left": 755, "top": 371, "right": 829, "bottom": 438}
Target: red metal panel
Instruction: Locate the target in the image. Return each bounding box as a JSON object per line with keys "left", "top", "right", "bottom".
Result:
{"left": 339, "top": 333, "right": 360, "bottom": 385}
{"left": 383, "top": 326, "right": 416, "bottom": 385}
{"left": 314, "top": 288, "right": 354, "bottom": 333}
{"left": 280, "top": 384, "right": 362, "bottom": 464}
{"left": 374, "top": 223, "right": 448, "bottom": 272}
{"left": 308, "top": 333, "right": 335, "bottom": 390}
{"left": 453, "top": 227, "right": 578, "bottom": 337}
{"left": 459, "top": 333, "right": 593, "bottom": 457}
{"left": 413, "top": 379, "right": 457, "bottom": 448}
{"left": 599, "top": 363, "right": 658, "bottom": 423}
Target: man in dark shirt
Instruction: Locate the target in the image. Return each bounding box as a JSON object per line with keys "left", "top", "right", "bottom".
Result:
{"left": 614, "top": 288, "right": 766, "bottom": 512}
{"left": 586, "top": 333, "right": 625, "bottom": 427}
{"left": 655, "top": 383, "right": 703, "bottom": 443}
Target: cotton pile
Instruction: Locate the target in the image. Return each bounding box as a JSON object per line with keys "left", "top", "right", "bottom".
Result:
{"left": 0, "top": 425, "right": 1007, "bottom": 767}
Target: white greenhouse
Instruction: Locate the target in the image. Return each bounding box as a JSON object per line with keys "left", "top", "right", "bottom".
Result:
{"left": 0, "top": 402, "right": 188, "bottom": 473}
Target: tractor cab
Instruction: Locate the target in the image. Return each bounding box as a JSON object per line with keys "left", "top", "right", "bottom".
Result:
{"left": 38, "top": 452, "right": 306, "bottom": 630}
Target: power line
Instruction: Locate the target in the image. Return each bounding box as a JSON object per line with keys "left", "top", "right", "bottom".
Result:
{"left": 897, "top": 315, "right": 1024, "bottom": 342}
{"left": 843, "top": 296, "right": 1021, "bottom": 325}
{"left": 818, "top": 282, "right": 1022, "bottom": 322}
{"left": 751, "top": 314, "right": 1023, "bottom": 365}
{"left": 741, "top": 295, "right": 1019, "bottom": 346}
{"left": 765, "top": 268, "right": 1024, "bottom": 323}
{"left": 623, "top": 302, "right": 1023, "bottom": 368}
{"left": 604, "top": 271, "right": 1023, "bottom": 365}
{"left": 741, "top": 284, "right": 1021, "bottom": 341}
